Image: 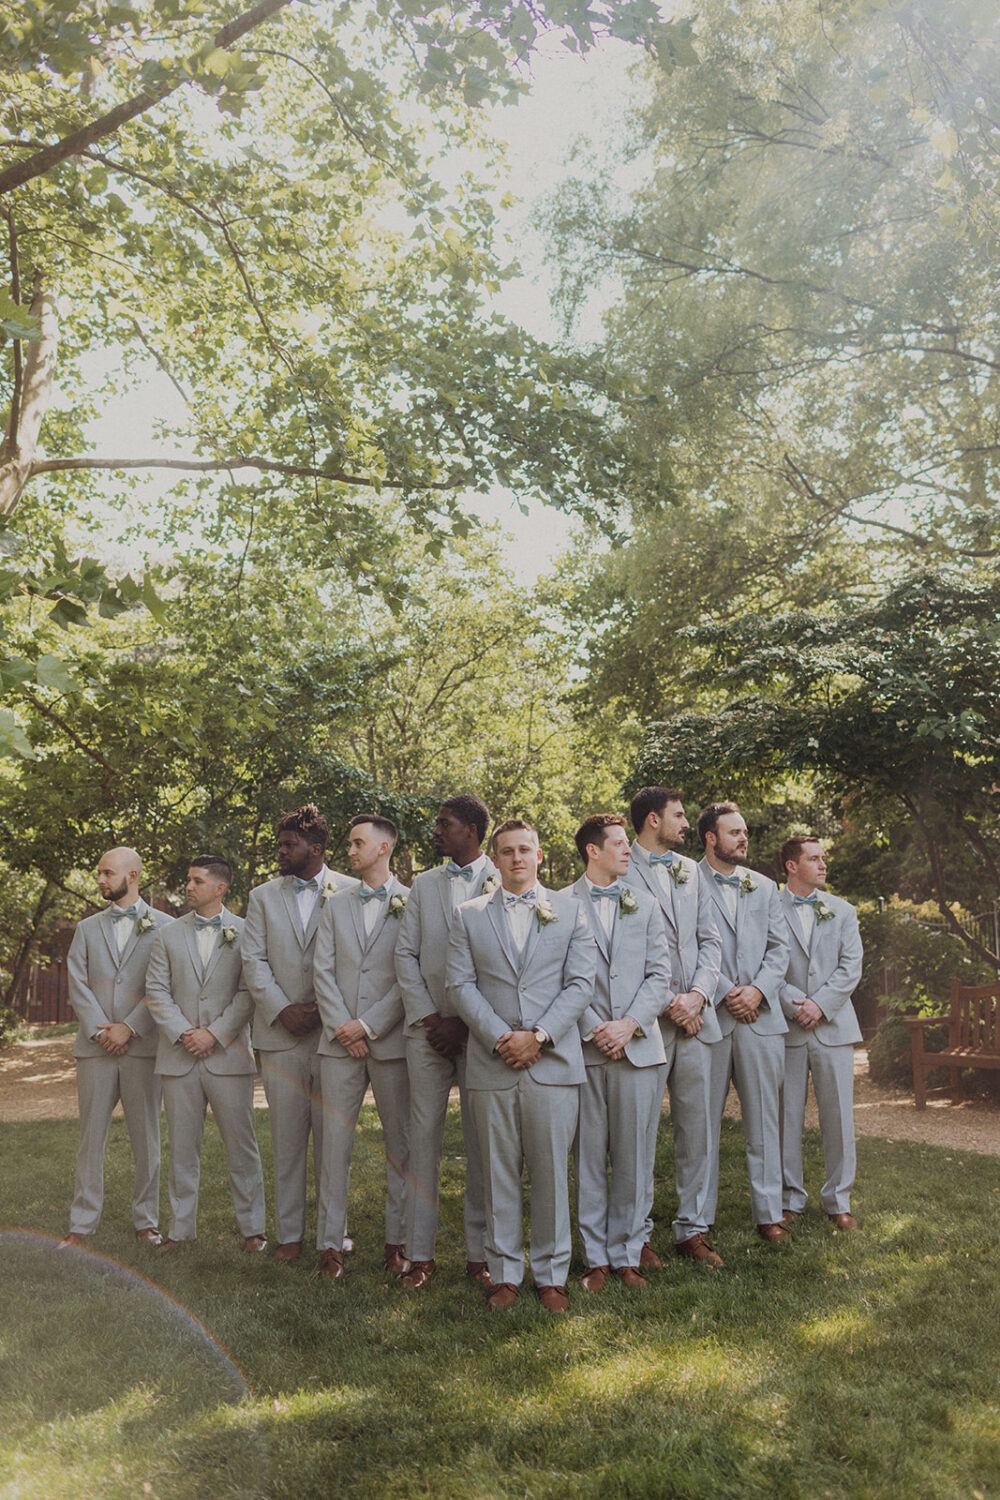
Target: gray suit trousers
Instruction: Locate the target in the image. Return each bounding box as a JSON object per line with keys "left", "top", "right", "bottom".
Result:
{"left": 259, "top": 1033, "right": 323, "bottom": 1244}
{"left": 404, "top": 1033, "right": 486, "bottom": 1262}
{"left": 161, "top": 1069, "right": 265, "bottom": 1240}
{"left": 657, "top": 1036, "right": 716, "bottom": 1244}
{"left": 316, "top": 1053, "right": 409, "bottom": 1251}
{"left": 575, "top": 1060, "right": 667, "bottom": 1271}
{"left": 467, "top": 1073, "right": 578, "bottom": 1289}
{"left": 70, "top": 1055, "right": 161, "bottom": 1235}
{"left": 781, "top": 1037, "right": 856, "bottom": 1215}
{"left": 707, "top": 1028, "right": 785, "bottom": 1226}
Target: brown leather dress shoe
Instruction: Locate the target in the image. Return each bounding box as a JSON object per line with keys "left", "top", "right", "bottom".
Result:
{"left": 275, "top": 1241, "right": 302, "bottom": 1262}
{"left": 828, "top": 1212, "right": 859, "bottom": 1231}
{"left": 57, "top": 1232, "right": 87, "bottom": 1250}
{"left": 536, "top": 1285, "right": 570, "bottom": 1313}
{"left": 675, "top": 1233, "right": 725, "bottom": 1268}
{"left": 782, "top": 1209, "right": 802, "bottom": 1225}
{"left": 487, "top": 1281, "right": 519, "bottom": 1309}
{"left": 400, "top": 1259, "right": 436, "bottom": 1290}
{"left": 384, "top": 1243, "right": 411, "bottom": 1276}
{"left": 581, "top": 1265, "right": 610, "bottom": 1292}
{"left": 158, "top": 1238, "right": 183, "bottom": 1253}
{"left": 757, "top": 1222, "right": 792, "bottom": 1243}
{"left": 318, "top": 1248, "right": 346, "bottom": 1279}
{"left": 614, "top": 1266, "right": 650, "bottom": 1288}
{"left": 639, "top": 1242, "right": 664, "bottom": 1271}
{"left": 135, "top": 1228, "right": 162, "bottom": 1247}
{"left": 242, "top": 1234, "right": 268, "bottom": 1253}
{"left": 466, "top": 1260, "right": 493, "bottom": 1287}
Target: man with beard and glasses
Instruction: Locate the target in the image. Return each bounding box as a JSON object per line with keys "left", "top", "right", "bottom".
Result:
{"left": 241, "top": 805, "right": 357, "bottom": 1262}
{"left": 395, "top": 795, "right": 499, "bottom": 1291}
{"left": 60, "top": 847, "right": 173, "bottom": 1250}
{"left": 698, "top": 803, "right": 790, "bottom": 1244}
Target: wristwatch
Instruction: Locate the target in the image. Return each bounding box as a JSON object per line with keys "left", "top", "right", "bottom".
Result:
{"left": 532, "top": 1027, "right": 550, "bottom": 1047}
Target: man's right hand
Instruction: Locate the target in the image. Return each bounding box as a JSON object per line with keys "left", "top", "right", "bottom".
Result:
{"left": 424, "top": 1012, "right": 468, "bottom": 1060}
{"left": 279, "top": 1002, "right": 321, "bottom": 1037}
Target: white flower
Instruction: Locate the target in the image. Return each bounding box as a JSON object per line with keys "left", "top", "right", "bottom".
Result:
{"left": 221, "top": 926, "right": 238, "bottom": 945}
{"left": 619, "top": 887, "right": 639, "bottom": 916}
{"left": 321, "top": 881, "right": 338, "bottom": 903}
{"left": 137, "top": 913, "right": 155, "bottom": 935}
{"left": 388, "top": 892, "right": 407, "bottom": 919}
{"left": 670, "top": 863, "right": 690, "bottom": 887}
{"left": 481, "top": 874, "right": 500, "bottom": 896}
{"left": 739, "top": 872, "right": 757, "bottom": 896}
{"left": 536, "top": 900, "right": 557, "bottom": 929}
{"left": 814, "top": 899, "right": 834, "bottom": 922}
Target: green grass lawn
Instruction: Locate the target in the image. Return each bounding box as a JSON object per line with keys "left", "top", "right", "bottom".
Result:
{"left": 1, "top": 1106, "right": 998, "bottom": 1499}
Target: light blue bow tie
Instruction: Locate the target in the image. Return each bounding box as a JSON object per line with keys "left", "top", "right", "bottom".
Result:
{"left": 359, "top": 884, "right": 388, "bottom": 904}
{"left": 591, "top": 883, "right": 622, "bottom": 901}
{"left": 792, "top": 894, "right": 819, "bottom": 907}
{"left": 292, "top": 876, "right": 319, "bottom": 893}
{"left": 110, "top": 905, "right": 139, "bottom": 923}
{"left": 503, "top": 890, "right": 537, "bottom": 908}
{"left": 194, "top": 914, "right": 221, "bottom": 929}
{"left": 445, "top": 861, "right": 476, "bottom": 882}
{"left": 649, "top": 852, "right": 676, "bottom": 868}
{"left": 714, "top": 872, "right": 741, "bottom": 888}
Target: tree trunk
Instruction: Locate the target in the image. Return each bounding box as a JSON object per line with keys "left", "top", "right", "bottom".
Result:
{"left": 0, "top": 276, "right": 58, "bottom": 516}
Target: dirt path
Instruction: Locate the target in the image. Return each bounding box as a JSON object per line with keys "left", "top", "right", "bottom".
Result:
{"left": 2, "top": 1032, "right": 999, "bottom": 1155}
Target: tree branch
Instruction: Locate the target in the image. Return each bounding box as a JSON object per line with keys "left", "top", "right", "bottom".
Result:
{"left": 28, "top": 453, "right": 453, "bottom": 492}
{"left": 0, "top": 0, "right": 296, "bottom": 198}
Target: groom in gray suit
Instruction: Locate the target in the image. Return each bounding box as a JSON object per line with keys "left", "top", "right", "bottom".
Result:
{"left": 60, "top": 846, "right": 173, "bottom": 1249}
{"left": 626, "top": 788, "right": 724, "bottom": 1266}
{"left": 698, "top": 803, "right": 790, "bottom": 1242}
{"left": 565, "top": 814, "right": 669, "bottom": 1291}
{"left": 242, "top": 804, "right": 356, "bottom": 1261}
{"left": 145, "top": 855, "right": 266, "bottom": 1251}
{"left": 314, "top": 815, "right": 411, "bottom": 1280}
{"left": 446, "top": 818, "right": 596, "bottom": 1313}
{"left": 779, "top": 836, "right": 864, "bottom": 1230}
{"left": 395, "top": 794, "right": 498, "bottom": 1291}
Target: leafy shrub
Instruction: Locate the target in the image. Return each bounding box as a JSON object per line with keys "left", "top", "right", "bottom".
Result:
{"left": 867, "top": 1011, "right": 948, "bottom": 1089}
{"left": 856, "top": 898, "right": 994, "bottom": 1018}
{"left": 0, "top": 1005, "right": 25, "bottom": 1047}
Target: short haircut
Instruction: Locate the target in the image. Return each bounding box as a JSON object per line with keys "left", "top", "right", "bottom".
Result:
{"left": 491, "top": 817, "right": 536, "bottom": 852}
{"left": 629, "top": 785, "right": 683, "bottom": 835}
{"left": 349, "top": 813, "right": 398, "bottom": 849}
{"left": 440, "top": 794, "right": 490, "bottom": 843}
{"left": 574, "top": 813, "right": 627, "bottom": 865}
{"left": 779, "top": 835, "right": 823, "bottom": 875}
{"left": 697, "top": 801, "right": 741, "bottom": 845}
{"left": 189, "top": 854, "right": 233, "bottom": 887}
{"left": 276, "top": 803, "right": 329, "bottom": 850}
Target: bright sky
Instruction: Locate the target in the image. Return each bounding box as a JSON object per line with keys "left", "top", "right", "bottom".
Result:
{"left": 76, "top": 36, "right": 641, "bottom": 585}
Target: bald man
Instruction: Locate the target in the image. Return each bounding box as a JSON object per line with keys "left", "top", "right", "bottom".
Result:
{"left": 59, "top": 848, "right": 174, "bottom": 1249}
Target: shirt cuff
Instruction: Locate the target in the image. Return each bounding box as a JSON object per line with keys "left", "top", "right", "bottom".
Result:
{"left": 360, "top": 1020, "right": 378, "bottom": 1041}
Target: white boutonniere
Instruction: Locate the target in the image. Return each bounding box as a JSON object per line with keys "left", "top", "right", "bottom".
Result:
{"left": 321, "top": 880, "right": 337, "bottom": 903}
{"left": 536, "top": 899, "right": 556, "bottom": 930}
{"left": 388, "top": 892, "right": 407, "bottom": 919}
{"left": 739, "top": 873, "right": 757, "bottom": 896}
{"left": 137, "top": 913, "right": 155, "bottom": 935}
{"left": 619, "top": 887, "right": 639, "bottom": 916}
{"left": 481, "top": 874, "right": 500, "bottom": 896}
{"left": 669, "top": 862, "right": 689, "bottom": 887}
{"left": 814, "top": 899, "right": 834, "bottom": 922}
{"left": 221, "top": 926, "right": 238, "bottom": 945}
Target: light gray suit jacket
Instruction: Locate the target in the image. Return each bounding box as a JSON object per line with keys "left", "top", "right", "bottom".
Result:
{"left": 241, "top": 867, "right": 358, "bottom": 1051}
{"left": 699, "top": 862, "right": 789, "bottom": 1038}
{"left": 314, "top": 879, "right": 410, "bottom": 1061}
{"left": 396, "top": 859, "right": 500, "bottom": 1034}
{"left": 626, "top": 844, "right": 723, "bottom": 1046}
{"left": 779, "top": 889, "right": 863, "bottom": 1047}
{"left": 564, "top": 876, "right": 669, "bottom": 1069}
{"left": 145, "top": 911, "right": 255, "bottom": 1076}
{"left": 68, "top": 904, "right": 175, "bottom": 1059}
{"left": 445, "top": 886, "right": 596, "bottom": 1089}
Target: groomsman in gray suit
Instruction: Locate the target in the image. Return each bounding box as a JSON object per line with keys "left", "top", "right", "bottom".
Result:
{"left": 565, "top": 814, "right": 669, "bottom": 1292}
{"left": 446, "top": 819, "right": 596, "bottom": 1313}
{"left": 626, "top": 788, "right": 724, "bottom": 1266}
{"left": 698, "top": 803, "right": 790, "bottom": 1242}
{"left": 778, "top": 836, "right": 864, "bottom": 1230}
{"left": 60, "top": 847, "right": 173, "bottom": 1249}
{"left": 313, "top": 815, "right": 411, "bottom": 1280}
{"left": 242, "top": 804, "right": 356, "bottom": 1262}
{"left": 145, "top": 855, "right": 265, "bottom": 1250}
{"left": 395, "top": 794, "right": 498, "bottom": 1291}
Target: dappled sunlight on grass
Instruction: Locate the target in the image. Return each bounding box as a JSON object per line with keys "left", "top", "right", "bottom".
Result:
{"left": 793, "top": 1306, "right": 876, "bottom": 1351}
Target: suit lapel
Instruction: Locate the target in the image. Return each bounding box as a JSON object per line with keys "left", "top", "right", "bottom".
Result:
{"left": 349, "top": 888, "right": 367, "bottom": 953}
{"left": 202, "top": 911, "right": 232, "bottom": 985}
{"left": 486, "top": 889, "right": 521, "bottom": 976}
{"left": 629, "top": 848, "right": 676, "bottom": 932}
{"left": 182, "top": 918, "right": 204, "bottom": 979}
{"left": 100, "top": 909, "right": 121, "bottom": 967}
{"left": 302, "top": 867, "right": 332, "bottom": 947}
{"left": 782, "top": 891, "right": 811, "bottom": 957}
{"left": 704, "top": 870, "right": 736, "bottom": 933}
{"left": 575, "top": 876, "right": 610, "bottom": 960}
{"left": 280, "top": 879, "right": 305, "bottom": 947}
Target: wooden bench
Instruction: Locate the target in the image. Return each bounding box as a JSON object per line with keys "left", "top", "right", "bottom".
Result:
{"left": 905, "top": 979, "right": 1000, "bottom": 1109}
